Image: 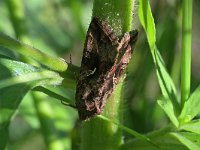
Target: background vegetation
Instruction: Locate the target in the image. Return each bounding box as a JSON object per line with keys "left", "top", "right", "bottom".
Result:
{"left": 0, "top": 0, "right": 200, "bottom": 149}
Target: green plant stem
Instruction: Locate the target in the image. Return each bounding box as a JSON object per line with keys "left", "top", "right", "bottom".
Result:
{"left": 93, "top": 0, "right": 134, "bottom": 34}
{"left": 181, "top": 0, "right": 192, "bottom": 107}
{"left": 0, "top": 33, "right": 68, "bottom": 72}
{"left": 80, "top": 0, "right": 135, "bottom": 150}
{"left": 81, "top": 81, "right": 124, "bottom": 150}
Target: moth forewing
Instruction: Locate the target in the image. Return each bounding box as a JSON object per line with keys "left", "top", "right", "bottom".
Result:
{"left": 75, "top": 17, "right": 138, "bottom": 121}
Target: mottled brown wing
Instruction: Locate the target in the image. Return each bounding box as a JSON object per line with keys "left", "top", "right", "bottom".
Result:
{"left": 114, "top": 30, "right": 138, "bottom": 83}
{"left": 75, "top": 17, "right": 119, "bottom": 120}
{"left": 75, "top": 17, "right": 138, "bottom": 121}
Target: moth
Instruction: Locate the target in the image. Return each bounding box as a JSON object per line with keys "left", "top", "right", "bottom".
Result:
{"left": 75, "top": 17, "right": 138, "bottom": 121}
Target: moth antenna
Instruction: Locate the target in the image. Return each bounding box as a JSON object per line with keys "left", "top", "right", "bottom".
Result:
{"left": 68, "top": 53, "right": 79, "bottom": 82}
{"left": 70, "top": 53, "right": 72, "bottom": 65}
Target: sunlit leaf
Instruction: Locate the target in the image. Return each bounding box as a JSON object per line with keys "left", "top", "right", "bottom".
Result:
{"left": 180, "top": 119, "right": 200, "bottom": 134}
{"left": 155, "top": 50, "right": 180, "bottom": 121}
{"left": 120, "top": 131, "right": 189, "bottom": 150}
{"left": 0, "top": 33, "right": 68, "bottom": 72}
{"left": 138, "top": 0, "right": 179, "bottom": 125}
{"left": 0, "top": 58, "right": 63, "bottom": 149}
{"left": 170, "top": 132, "right": 200, "bottom": 150}
{"left": 157, "top": 99, "right": 179, "bottom": 127}
{"left": 138, "top": 0, "right": 156, "bottom": 52}
{"left": 179, "top": 84, "right": 200, "bottom": 123}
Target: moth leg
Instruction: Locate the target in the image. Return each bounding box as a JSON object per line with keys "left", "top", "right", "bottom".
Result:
{"left": 86, "top": 68, "right": 97, "bottom": 77}
{"left": 70, "top": 54, "right": 72, "bottom": 65}
{"left": 61, "top": 100, "right": 77, "bottom": 109}
{"left": 67, "top": 54, "right": 80, "bottom": 82}
{"left": 94, "top": 100, "right": 101, "bottom": 114}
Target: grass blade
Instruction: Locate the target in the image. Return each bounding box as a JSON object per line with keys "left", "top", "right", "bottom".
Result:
{"left": 138, "top": 0, "right": 179, "bottom": 125}
{"left": 138, "top": 0, "right": 156, "bottom": 52}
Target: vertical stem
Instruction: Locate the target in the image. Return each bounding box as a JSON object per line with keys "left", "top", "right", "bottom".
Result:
{"left": 81, "top": 0, "right": 135, "bottom": 150}
{"left": 181, "top": 0, "right": 192, "bottom": 107}
{"left": 93, "top": 0, "right": 134, "bottom": 34}
{"left": 81, "top": 81, "right": 124, "bottom": 150}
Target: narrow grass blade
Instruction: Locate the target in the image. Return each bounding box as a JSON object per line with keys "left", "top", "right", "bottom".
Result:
{"left": 138, "top": 0, "right": 156, "bottom": 52}
{"left": 138, "top": 0, "right": 179, "bottom": 125}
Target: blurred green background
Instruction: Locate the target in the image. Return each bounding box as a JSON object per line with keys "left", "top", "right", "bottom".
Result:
{"left": 0, "top": 0, "right": 200, "bottom": 149}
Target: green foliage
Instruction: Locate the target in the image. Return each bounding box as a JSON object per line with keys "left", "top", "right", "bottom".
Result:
{"left": 80, "top": 1, "right": 135, "bottom": 150}
{"left": 138, "top": 0, "right": 180, "bottom": 129}
{"left": 179, "top": 85, "right": 200, "bottom": 123}
{"left": 0, "top": 0, "right": 200, "bottom": 150}
{"left": 0, "top": 58, "right": 63, "bottom": 149}
{"left": 136, "top": 0, "right": 200, "bottom": 149}
{"left": 138, "top": 0, "right": 156, "bottom": 52}
{"left": 0, "top": 33, "right": 68, "bottom": 72}
{"left": 180, "top": 119, "right": 200, "bottom": 135}
{"left": 170, "top": 132, "right": 200, "bottom": 150}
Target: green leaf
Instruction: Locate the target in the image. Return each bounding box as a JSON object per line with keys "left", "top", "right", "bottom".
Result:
{"left": 181, "top": 132, "right": 200, "bottom": 146}
{"left": 154, "top": 50, "right": 178, "bottom": 102}
{"left": 179, "top": 84, "right": 200, "bottom": 123}
{"left": 0, "top": 58, "right": 63, "bottom": 149}
{"left": 0, "top": 33, "right": 68, "bottom": 72}
{"left": 120, "top": 131, "right": 189, "bottom": 150}
{"left": 0, "top": 70, "right": 62, "bottom": 89}
{"left": 170, "top": 132, "right": 200, "bottom": 150}
{"left": 157, "top": 99, "right": 179, "bottom": 127}
{"left": 138, "top": 0, "right": 156, "bottom": 52}
{"left": 180, "top": 119, "right": 200, "bottom": 134}
{"left": 155, "top": 50, "right": 180, "bottom": 117}
{"left": 138, "top": 0, "right": 179, "bottom": 125}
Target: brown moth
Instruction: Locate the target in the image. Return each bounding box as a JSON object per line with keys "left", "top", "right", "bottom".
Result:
{"left": 75, "top": 17, "right": 138, "bottom": 121}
